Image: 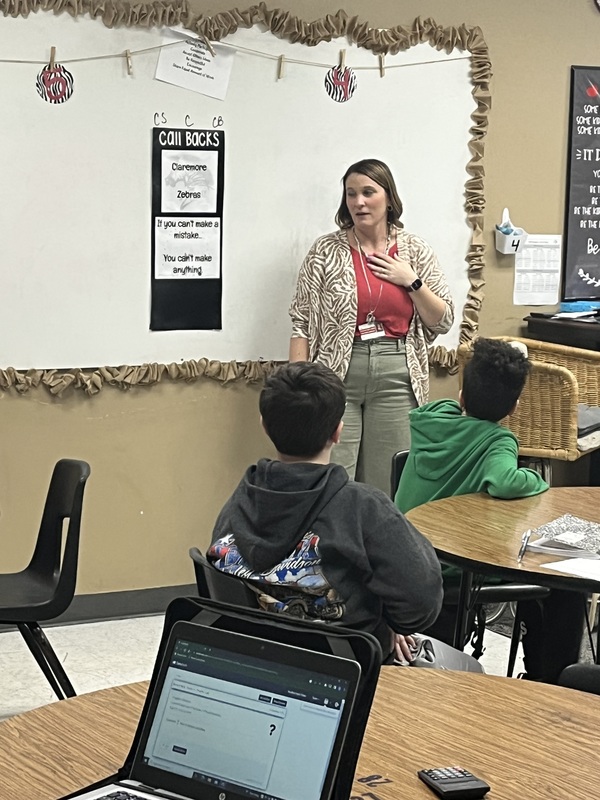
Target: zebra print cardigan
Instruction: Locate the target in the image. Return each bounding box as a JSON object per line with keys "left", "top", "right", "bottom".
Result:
{"left": 289, "top": 227, "right": 454, "bottom": 406}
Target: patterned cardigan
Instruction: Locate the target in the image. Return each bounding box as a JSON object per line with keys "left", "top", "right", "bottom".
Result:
{"left": 289, "top": 227, "right": 454, "bottom": 406}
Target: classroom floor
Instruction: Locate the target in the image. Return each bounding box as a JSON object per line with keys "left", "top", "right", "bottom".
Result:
{"left": 0, "top": 616, "right": 524, "bottom": 721}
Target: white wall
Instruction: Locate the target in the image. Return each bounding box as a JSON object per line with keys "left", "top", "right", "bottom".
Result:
{"left": 0, "top": 16, "right": 474, "bottom": 368}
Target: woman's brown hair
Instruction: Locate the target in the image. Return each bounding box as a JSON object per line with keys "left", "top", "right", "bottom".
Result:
{"left": 335, "top": 158, "right": 404, "bottom": 229}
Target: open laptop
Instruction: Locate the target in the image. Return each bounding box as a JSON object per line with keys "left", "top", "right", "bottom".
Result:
{"left": 76, "top": 620, "right": 361, "bottom": 800}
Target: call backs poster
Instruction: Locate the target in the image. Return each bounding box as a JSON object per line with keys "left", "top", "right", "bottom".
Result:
{"left": 151, "top": 128, "right": 224, "bottom": 330}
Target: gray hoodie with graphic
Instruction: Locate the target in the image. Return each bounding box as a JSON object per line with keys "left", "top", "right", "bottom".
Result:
{"left": 210, "top": 459, "right": 443, "bottom": 657}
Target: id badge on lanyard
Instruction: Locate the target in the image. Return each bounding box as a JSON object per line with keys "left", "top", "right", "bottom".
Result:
{"left": 357, "top": 312, "right": 386, "bottom": 341}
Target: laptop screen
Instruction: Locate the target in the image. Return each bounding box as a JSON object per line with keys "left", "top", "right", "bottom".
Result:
{"left": 131, "top": 622, "right": 360, "bottom": 800}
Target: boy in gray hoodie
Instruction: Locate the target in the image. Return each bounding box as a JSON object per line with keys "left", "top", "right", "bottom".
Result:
{"left": 207, "top": 361, "right": 443, "bottom": 661}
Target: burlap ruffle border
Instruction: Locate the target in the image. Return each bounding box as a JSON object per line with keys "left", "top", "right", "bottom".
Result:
{"left": 0, "top": 6, "right": 489, "bottom": 392}
{"left": 0, "top": 359, "right": 279, "bottom": 397}
{"left": 2, "top": 0, "right": 188, "bottom": 29}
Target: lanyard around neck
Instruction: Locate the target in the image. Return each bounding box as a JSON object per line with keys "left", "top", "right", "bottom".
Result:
{"left": 353, "top": 227, "right": 390, "bottom": 319}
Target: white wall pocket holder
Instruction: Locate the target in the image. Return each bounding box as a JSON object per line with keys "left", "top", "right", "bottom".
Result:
{"left": 495, "top": 206, "right": 527, "bottom": 254}
{"left": 495, "top": 227, "right": 528, "bottom": 254}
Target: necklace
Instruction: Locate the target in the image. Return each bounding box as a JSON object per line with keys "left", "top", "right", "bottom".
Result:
{"left": 353, "top": 226, "right": 391, "bottom": 323}
{"left": 353, "top": 226, "right": 391, "bottom": 258}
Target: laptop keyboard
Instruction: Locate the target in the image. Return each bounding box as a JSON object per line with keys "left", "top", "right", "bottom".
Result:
{"left": 96, "top": 792, "right": 152, "bottom": 800}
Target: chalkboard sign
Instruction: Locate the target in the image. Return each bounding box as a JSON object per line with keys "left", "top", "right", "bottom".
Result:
{"left": 563, "top": 65, "right": 600, "bottom": 300}
{"left": 150, "top": 128, "right": 224, "bottom": 330}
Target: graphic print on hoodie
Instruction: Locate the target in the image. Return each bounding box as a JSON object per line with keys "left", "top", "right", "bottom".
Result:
{"left": 209, "top": 530, "right": 345, "bottom": 620}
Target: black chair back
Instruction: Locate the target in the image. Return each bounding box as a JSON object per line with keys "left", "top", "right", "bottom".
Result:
{"left": 188, "top": 546, "right": 211, "bottom": 597}
{"left": 7, "top": 459, "right": 90, "bottom": 620}
{"left": 390, "top": 449, "right": 410, "bottom": 499}
{"left": 559, "top": 663, "right": 600, "bottom": 695}
{"left": 189, "top": 546, "right": 259, "bottom": 607}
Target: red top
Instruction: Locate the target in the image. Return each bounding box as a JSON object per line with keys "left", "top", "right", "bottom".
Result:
{"left": 352, "top": 243, "right": 414, "bottom": 337}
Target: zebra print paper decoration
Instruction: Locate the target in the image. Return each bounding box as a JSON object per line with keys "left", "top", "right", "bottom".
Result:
{"left": 36, "top": 64, "right": 74, "bottom": 104}
{"left": 324, "top": 66, "right": 357, "bottom": 103}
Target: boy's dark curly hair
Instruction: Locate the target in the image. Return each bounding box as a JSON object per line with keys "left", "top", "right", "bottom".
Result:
{"left": 462, "top": 338, "right": 530, "bottom": 422}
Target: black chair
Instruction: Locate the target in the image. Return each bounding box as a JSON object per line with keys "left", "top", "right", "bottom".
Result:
{"left": 558, "top": 663, "right": 600, "bottom": 695}
{"left": 392, "top": 450, "right": 550, "bottom": 674}
{"left": 391, "top": 450, "right": 411, "bottom": 500}
{"left": 189, "top": 547, "right": 259, "bottom": 607}
{"left": 0, "top": 459, "right": 91, "bottom": 700}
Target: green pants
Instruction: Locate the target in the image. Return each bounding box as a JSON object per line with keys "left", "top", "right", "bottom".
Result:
{"left": 333, "top": 339, "right": 417, "bottom": 494}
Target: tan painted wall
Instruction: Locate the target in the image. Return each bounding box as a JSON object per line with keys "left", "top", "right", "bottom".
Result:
{"left": 3, "top": 0, "right": 597, "bottom": 592}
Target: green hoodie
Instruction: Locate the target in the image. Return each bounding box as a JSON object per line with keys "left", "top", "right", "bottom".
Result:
{"left": 395, "top": 399, "right": 549, "bottom": 515}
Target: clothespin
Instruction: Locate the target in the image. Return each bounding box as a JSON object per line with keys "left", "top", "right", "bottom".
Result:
{"left": 338, "top": 49, "right": 346, "bottom": 71}
{"left": 125, "top": 49, "right": 133, "bottom": 76}
{"left": 378, "top": 54, "right": 385, "bottom": 78}
{"left": 202, "top": 36, "right": 216, "bottom": 58}
{"left": 49, "top": 46, "right": 56, "bottom": 69}
{"left": 277, "top": 55, "right": 285, "bottom": 81}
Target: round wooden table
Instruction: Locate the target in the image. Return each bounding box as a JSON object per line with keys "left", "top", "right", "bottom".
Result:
{"left": 406, "top": 486, "right": 600, "bottom": 652}
{"left": 406, "top": 487, "right": 600, "bottom": 591}
{"left": 0, "top": 668, "right": 597, "bottom": 799}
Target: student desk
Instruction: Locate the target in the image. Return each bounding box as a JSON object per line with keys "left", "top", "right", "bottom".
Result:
{"left": 0, "top": 668, "right": 596, "bottom": 800}
{"left": 406, "top": 487, "right": 600, "bottom": 651}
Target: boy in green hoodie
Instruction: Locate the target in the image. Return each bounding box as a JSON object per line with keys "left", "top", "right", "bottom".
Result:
{"left": 395, "top": 338, "right": 547, "bottom": 509}
{"left": 395, "top": 337, "right": 586, "bottom": 683}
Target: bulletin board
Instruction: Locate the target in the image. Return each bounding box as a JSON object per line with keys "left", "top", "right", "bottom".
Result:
{"left": 0, "top": 8, "right": 490, "bottom": 394}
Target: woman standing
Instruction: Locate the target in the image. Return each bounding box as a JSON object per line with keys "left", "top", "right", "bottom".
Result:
{"left": 289, "top": 159, "right": 454, "bottom": 493}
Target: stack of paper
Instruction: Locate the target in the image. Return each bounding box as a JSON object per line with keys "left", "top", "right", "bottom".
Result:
{"left": 526, "top": 514, "right": 600, "bottom": 559}
{"left": 542, "top": 558, "right": 600, "bottom": 581}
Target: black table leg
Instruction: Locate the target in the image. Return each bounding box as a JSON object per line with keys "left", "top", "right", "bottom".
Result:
{"left": 453, "top": 570, "right": 473, "bottom": 650}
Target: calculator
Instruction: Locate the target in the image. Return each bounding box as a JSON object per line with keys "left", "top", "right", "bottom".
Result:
{"left": 417, "top": 767, "right": 491, "bottom": 799}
